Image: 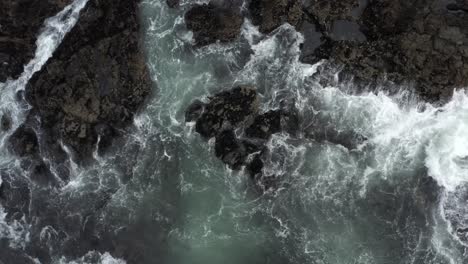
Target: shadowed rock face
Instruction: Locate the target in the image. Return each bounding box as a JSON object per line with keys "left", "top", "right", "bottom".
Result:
{"left": 184, "top": 3, "right": 244, "bottom": 46}
{"left": 24, "top": 0, "right": 152, "bottom": 163}
{"left": 0, "top": 0, "right": 72, "bottom": 82}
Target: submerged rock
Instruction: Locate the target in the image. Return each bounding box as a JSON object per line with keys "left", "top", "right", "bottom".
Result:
{"left": 25, "top": 0, "right": 152, "bottom": 163}
{"left": 185, "top": 3, "right": 243, "bottom": 46}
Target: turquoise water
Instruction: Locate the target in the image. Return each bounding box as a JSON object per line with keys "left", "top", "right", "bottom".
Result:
{"left": 1, "top": 0, "right": 468, "bottom": 263}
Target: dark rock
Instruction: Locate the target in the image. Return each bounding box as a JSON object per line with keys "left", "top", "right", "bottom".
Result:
{"left": 185, "top": 99, "right": 205, "bottom": 122}
{"left": 166, "top": 0, "right": 179, "bottom": 8}
{"left": 215, "top": 130, "right": 246, "bottom": 169}
{"left": 1, "top": 114, "right": 11, "bottom": 131}
{"left": 246, "top": 154, "right": 264, "bottom": 178}
{"left": 194, "top": 85, "right": 259, "bottom": 138}
{"left": 0, "top": 0, "right": 72, "bottom": 81}
{"left": 25, "top": 0, "right": 152, "bottom": 164}
{"left": 185, "top": 3, "right": 243, "bottom": 46}
{"left": 248, "top": 0, "right": 303, "bottom": 33}
{"left": 245, "top": 109, "right": 299, "bottom": 139}
{"left": 326, "top": 0, "right": 468, "bottom": 102}
{"left": 7, "top": 125, "right": 39, "bottom": 157}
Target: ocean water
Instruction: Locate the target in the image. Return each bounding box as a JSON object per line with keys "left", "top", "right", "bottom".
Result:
{"left": 1, "top": 0, "right": 468, "bottom": 263}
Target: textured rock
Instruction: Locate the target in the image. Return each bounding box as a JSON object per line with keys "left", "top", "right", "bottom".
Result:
{"left": 185, "top": 3, "right": 243, "bottom": 46}
{"left": 0, "top": 0, "right": 72, "bottom": 82}
{"left": 25, "top": 0, "right": 152, "bottom": 163}
{"left": 1, "top": 114, "right": 12, "bottom": 131}
{"left": 248, "top": 0, "right": 303, "bottom": 33}
{"left": 314, "top": 0, "right": 468, "bottom": 102}
{"left": 193, "top": 85, "right": 259, "bottom": 138}
{"left": 303, "top": 0, "right": 359, "bottom": 30}
{"left": 187, "top": 86, "right": 300, "bottom": 187}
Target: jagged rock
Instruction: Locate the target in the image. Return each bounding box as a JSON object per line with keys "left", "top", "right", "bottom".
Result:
{"left": 0, "top": 0, "right": 72, "bottom": 82}
{"left": 193, "top": 85, "right": 259, "bottom": 138}
{"left": 248, "top": 0, "right": 303, "bottom": 33}
{"left": 185, "top": 3, "right": 243, "bottom": 46}
{"left": 25, "top": 0, "right": 152, "bottom": 163}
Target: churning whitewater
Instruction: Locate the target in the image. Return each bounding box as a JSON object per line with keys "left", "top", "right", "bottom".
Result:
{"left": 1, "top": 0, "right": 468, "bottom": 263}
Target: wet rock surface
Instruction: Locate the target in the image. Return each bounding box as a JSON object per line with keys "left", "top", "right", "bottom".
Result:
{"left": 187, "top": 86, "right": 301, "bottom": 190}
{"left": 248, "top": 0, "right": 303, "bottom": 33}
{"left": 190, "top": 85, "right": 259, "bottom": 138}
{"left": 0, "top": 0, "right": 72, "bottom": 82}
{"left": 180, "top": 0, "right": 468, "bottom": 102}
{"left": 25, "top": 0, "right": 152, "bottom": 163}
{"left": 184, "top": 2, "right": 244, "bottom": 46}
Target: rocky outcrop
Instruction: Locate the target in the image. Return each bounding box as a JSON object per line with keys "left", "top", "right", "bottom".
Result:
{"left": 181, "top": 0, "right": 468, "bottom": 102}
{"left": 186, "top": 86, "right": 300, "bottom": 190}
{"left": 0, "top": 0, "right": 72, "bottom": 82}
{"left": 185, "top": 3, "right": 244, "bottom": 46}
{"left": 328, "top": 0, "right": 468, "bottom": 102}
{"left": 24, "top": 0, "right": 152, "bottom": 163}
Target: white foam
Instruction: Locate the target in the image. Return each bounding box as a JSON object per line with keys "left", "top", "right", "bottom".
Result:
{"left": 56, "top": 251, "right": 126, "bottom": 264}
{"left": 0, "top": 207, "right": 30, "bottom": 249}
{"left": 0, "top": 0, "right": 89, "bottom": 134}
{"left": 0, "top": 0, "right": 89, "bottom": 252}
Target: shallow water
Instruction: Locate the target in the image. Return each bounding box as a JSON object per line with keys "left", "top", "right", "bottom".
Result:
{"left": 1, "top": 0, "right": 468, "bottom": 263}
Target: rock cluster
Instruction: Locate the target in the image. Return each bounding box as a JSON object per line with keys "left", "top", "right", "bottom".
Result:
{"left": 186, "top": 86, "right": 300, "bottom": 191}
{"left": 181, "top": 0, "right": 468, "bottom": 102}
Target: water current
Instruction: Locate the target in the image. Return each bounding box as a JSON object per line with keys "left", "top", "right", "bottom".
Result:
{"left": 1, "top": 0, "right": 468, "bottom": 263}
